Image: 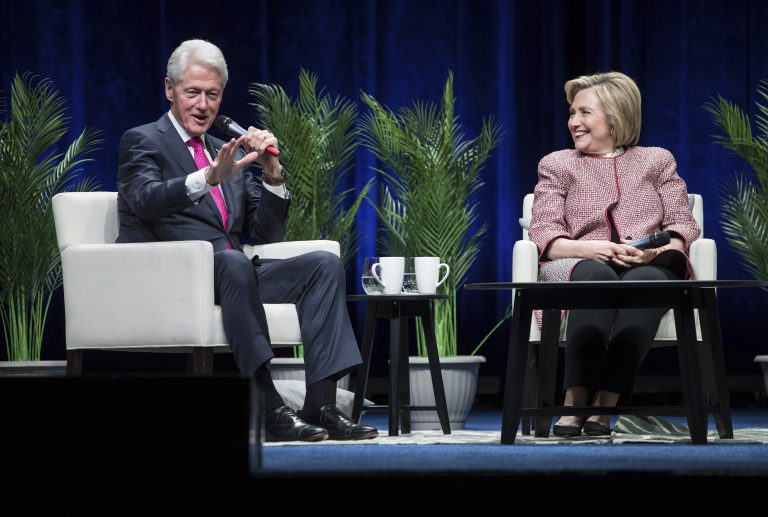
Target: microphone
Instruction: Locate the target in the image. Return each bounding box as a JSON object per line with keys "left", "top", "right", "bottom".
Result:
{"left": 625, "top": 231, "right": 671, "bottom": 250}
{"left": 214, "top": 115, "right": 280, "bottom": 157}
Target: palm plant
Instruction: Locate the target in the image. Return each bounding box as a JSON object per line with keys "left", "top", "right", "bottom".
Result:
{"left": 0, "top": 73, "right": 101, "bottom": 361}
{"left": 249, "top": 70, "right": 372, "bottom": 266}
{"left": 361, "top": 72, "right": 502, "bottom": 356}
{"left": 705, "top": 81, "right": 768, "bottom": 284}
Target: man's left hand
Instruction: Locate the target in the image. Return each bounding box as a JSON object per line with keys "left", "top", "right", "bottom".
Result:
{"left": 244, "top": 127, "right": 283, "bottom": 184}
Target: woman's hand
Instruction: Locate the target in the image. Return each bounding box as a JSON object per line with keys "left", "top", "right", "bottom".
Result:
{"left": 547, "top": 238, "right": 630, "bottom": 266}
{"left": 615, "top": 236, "right": 687, "bottom": 266}
{"left": 579, "top": 240, "right": 635, "bottom": 267}
{"left": 616, "top": 241, "right": 656, "bottom": 266}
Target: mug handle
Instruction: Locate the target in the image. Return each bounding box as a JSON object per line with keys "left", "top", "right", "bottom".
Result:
{"left": 436, "top": 263, "right": 450, "bottom": 287}
{"left": 371, "top": 263, "right": 386, "bottom": 287}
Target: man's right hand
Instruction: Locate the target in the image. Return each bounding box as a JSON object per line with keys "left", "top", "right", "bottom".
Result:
{"left": 205, "top": 135, "right": 260, "bottom": 185}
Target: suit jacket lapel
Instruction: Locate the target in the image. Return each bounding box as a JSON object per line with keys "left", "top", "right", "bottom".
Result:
{"left": 158, "top": 114, "right": 199, "bottom": 174}
{"left": 157, "top": 114, "right": 224, "bottom": 229}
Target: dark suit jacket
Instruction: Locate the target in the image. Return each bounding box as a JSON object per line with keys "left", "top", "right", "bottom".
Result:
{"left": 117, "top": 113, "right": 289, "bottom": 250}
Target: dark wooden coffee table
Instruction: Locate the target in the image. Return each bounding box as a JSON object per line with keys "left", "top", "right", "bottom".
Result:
{"left": 465, "top": 280, "right": 765, "bottom": 444}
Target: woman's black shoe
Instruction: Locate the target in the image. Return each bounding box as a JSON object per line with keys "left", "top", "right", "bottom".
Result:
{"left": 583, "top": 420, "right": 612, "bottom": 436}
{"left": 552, "top": 424, "right": 582, "bottom": 437}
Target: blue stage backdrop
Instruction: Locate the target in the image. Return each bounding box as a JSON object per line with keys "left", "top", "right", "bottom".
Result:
{"left": 2, "top": 0, "right": 767, "bottom": 379}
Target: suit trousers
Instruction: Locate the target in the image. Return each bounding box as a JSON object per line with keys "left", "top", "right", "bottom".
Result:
{"left": 563, "top": 260, "right": 678, "bottom": 396}
{"left": 214, "top": 250, "right": 362, "bottom": 384}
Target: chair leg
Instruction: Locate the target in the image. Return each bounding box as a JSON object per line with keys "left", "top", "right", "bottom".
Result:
{"left": 66, "top": 349, "right": 83, "bottom": 376}
{"left": 191, "top": 348, "right": 214, "bottom": 376}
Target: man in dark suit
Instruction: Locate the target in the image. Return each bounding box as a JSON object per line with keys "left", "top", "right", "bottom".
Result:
{"left": 117, "top": 39, "right": 377, "bottom": 442}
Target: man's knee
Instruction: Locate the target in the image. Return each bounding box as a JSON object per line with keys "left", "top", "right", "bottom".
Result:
{"left": 306, "top": 251, "right": 344, "bottom": 278}
{"left": 215, "top": 250, "right": 256, "bottom": 285}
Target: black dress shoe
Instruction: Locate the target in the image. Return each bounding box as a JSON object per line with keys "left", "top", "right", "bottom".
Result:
{"left": 299, "top": 404, "right": 379, "bottom": 440}
{"left": 552, "top": 424, "right": 582, "bottom": 437}
{"left": 264, "top": 406, "right": 329, "bottom": 443}
{"left": 583, "top": 420, "right": 612, "bottom": 436}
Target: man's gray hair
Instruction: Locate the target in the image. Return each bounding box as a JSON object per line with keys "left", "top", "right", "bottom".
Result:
{"left": 167, "top": 39, "right": 228, "bottom": 88}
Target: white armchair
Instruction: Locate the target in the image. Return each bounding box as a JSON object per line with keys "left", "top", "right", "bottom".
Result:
{"left": 52, "top": 192, "right": 340, "bottom": 375}
{"left": 513, "top": 193, "right": 716, "bottom": 342}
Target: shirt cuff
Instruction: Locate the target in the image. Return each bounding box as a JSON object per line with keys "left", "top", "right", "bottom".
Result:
{"left": 186, "top": 168, "right": 213, "bottom": 202}
{"left": 263, "top": 181, "right": 289, "bottom": 199}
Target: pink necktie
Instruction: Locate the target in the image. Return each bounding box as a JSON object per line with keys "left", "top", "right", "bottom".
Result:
{"left": 189, "top": 137, "right": 231, "bottom": 249}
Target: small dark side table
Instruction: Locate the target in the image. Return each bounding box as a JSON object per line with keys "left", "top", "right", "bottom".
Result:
{"left": 347, "top": 294, "right": 451, "bottom": 436}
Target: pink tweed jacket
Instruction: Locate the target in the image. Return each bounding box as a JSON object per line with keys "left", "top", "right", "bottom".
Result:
{"left": 529, "top": 146, "right": 700, "bottom": 284}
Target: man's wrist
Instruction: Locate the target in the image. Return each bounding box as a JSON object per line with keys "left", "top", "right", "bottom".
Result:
{"left": 204, "top": 167, "right": 220, "bottom": 186}
{"left": 263, "top": 165, "right": 286, "bottom": 186}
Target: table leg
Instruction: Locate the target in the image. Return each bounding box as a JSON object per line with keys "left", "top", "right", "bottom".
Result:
{"left": 535, "top": 309, "right": 560, "bottom": 438}
{"left": 501, "top": 290, "right": 533, "bottom": 444}
{"left": 419, "top": 303, "right": 451, "bottom": 435}
{"left": 398, "top": 317, "right": 411, "bottom": 434}
{"left": 352, "top": 303, "right": 377, "bottom": 423}
{"left": 388, "top": 302, "right": 401, "bottom": 436}
{"left": 674, "top": 292, "right": 708, "bottom": 444}
{"left": 699, "top": 288, "right": 733, "bottom": 439}
{"left": 521, "top": 343, "right": 538, "bottom": 436}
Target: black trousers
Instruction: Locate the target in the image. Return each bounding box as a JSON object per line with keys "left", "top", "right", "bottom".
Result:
{"left": 563, "top": 260, "right": 678, "bottom": 396}
{"left": 213, "top": 250, "right": 362, "bottom": 384}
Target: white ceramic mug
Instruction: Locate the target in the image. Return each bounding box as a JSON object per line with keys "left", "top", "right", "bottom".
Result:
{"left": 414, "top": 257, "right": 450, "bottom": 295}
{"left": 371, "top": 257, "right": 405, "bottom": 295}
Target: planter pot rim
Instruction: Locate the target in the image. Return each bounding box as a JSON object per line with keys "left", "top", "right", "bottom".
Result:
{"left": 408, "top": 355, "right": 486, "bottom": 364}
{"left": 0, "top": 360, "right": 67, "bottom": 367}
{"left": 0, "top": 360, "right": 67, "bottom": 376}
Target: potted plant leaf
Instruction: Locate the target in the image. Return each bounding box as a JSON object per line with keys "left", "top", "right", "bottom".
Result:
{"left": 0, "top": 73, "right": 101, "bottom": 374}
{"left": 249, "top": 70, "right": 372, "bottom": 386}
{"left": 361, "top": 72, "right": 502, "bottom": 429}
{"left": 705, "top": 82, "right": 768, "bottom": 394}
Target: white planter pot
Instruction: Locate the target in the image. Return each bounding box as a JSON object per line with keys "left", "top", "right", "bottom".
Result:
{"left": 270, "top": 357, "right": 351, "bottom": 391}
{"left": 408, "top": 355, "right": 486, "bottom": 430}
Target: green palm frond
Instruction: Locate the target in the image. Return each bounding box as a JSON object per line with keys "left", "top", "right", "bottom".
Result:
{"left": 721, "top": 176, "right": 768, "bottom": 281}
{"left": 249, "top": 69, "right": 367, "bottom": 266}
{"left": 0, "top": 73, "right": 101, "bottom": 361}
{"left": 706, "top": 84, "right": 768, "bottom": 284}
{"left": 361, "top": 72, "right": 502, "bottom": 356}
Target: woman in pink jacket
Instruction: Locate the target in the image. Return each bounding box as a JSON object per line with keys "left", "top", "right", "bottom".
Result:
{"left": 528, "top": 71, "right": 700, "bottom": 437}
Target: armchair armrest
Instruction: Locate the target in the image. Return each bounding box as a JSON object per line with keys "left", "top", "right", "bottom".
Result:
{"left": 513, "top": 240, "right": 539, "bottom": 282}
{"left": 689, "top": 238, "right": 717, "bottom": 280}
{"left": 244, "top": 240, "right": 340, "bottom": 260}
{"left": 61, "top": 241, "right": 217, "bottom": 349}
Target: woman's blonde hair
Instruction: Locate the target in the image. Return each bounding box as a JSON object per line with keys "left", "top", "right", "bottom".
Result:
{"left": 564, "top": 71, "right": 641, "bottom": 147}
